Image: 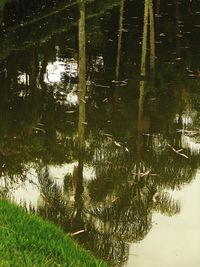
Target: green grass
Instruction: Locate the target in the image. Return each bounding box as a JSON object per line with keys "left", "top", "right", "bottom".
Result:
{"left": 0, "top": 199, "right": 107, "bottom": 267}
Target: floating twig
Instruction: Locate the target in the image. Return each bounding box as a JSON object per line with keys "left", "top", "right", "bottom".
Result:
{"left": 111, "top": 79, "right": 128, "bottom": 86}
{"left": 70, "top": 229, "right": 86, "bottom": 236}
{"left": 141, "top": 170, "right": 151, "bottom": 177}
{"left": 168, "top": 144, "right": 189, "bottom": 159}
{"left": 133, "top": 170, "right": 157, "bottom": 177}
{"left": 92, "top": 82, "right": 110, "bottom": 88}
{"left": 102, "top": 133, "right": 113, "bottom": 138}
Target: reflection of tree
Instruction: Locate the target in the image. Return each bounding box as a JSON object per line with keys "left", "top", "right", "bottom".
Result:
{"left": 153, "top": 191, "right": 180, "bottom": 216}
{"left": 1, "top": 68, "right": 200, "bottom": 267}
{"left": 116, "top": 0, "right": 124, "bottom": 81}
{"left": 31, "top": 93, "right": 194, "bottom": 265}
{"left": 78, "top": 0, "right": 86, "bottom": 150}
{"left": 0, "top": 91, "right": 77, "bottom": 186}
{"left": 174, "top": 0, "right": 181, "bottom": 58}
{"left": 33, "top": 163, "right": 152, "bottom": 266}
{"left": 145, "top": 146, "right": 198, "bottom": 189}
{"left": 0, "top": 1, "right": 200, "bottom": 267}
{"left": 34, "top": 138, "right": 186, "bottom": 266}
{"left": 141, "top": 0, "right": 155, "bottom": 77}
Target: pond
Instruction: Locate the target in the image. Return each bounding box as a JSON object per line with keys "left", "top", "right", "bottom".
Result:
{"left": 0, "top": 0, "right": 200, "bottom": 266}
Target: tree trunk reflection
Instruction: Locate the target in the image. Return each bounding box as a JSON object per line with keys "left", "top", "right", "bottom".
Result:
{"left": 116, "top": 0, "right": 124, "bottom": 81}
{"left": 78, "top": 0, "right": 86, "bottom": 150}
{"left": 140, "top": 0, "right": 156, "bottom": 78}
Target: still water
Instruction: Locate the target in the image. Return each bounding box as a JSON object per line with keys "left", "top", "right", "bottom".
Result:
{"left": 0, "top": 0, "right": 200, "bottom": 266}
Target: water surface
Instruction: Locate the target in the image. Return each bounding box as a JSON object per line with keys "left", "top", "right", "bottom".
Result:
{"left": 0, "top": 1, "right": 200, "bottom": 266}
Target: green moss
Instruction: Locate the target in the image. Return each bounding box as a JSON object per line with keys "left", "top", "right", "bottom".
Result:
{"left": 0, "top": 199, "right": 107, "bottom": 267}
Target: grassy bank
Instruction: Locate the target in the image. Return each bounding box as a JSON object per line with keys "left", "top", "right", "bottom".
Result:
{"left": 0, "top": 200, "right": 107, "bottom": 267}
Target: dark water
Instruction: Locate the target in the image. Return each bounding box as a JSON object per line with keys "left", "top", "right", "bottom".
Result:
{"left": 0, "top": 1, "right": 200, "bottom": 266}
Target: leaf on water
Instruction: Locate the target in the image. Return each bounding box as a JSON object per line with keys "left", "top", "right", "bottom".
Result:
{"left": 114, "top": 141, "right": 122, "bottom": 148}
{"left": 125, "top": 147, "right": 129, "bottom": 152}
{"left": 82, "top": 122, "right": 88, "bottom": 125}
{"left": 103, "top": 98, "right": 109, "bottom": 103}
{"left": 65, "top": 110, "right": 76, "bottom": 113}
{"left": 81, "top": 99, "right": 86, "bottom": 103}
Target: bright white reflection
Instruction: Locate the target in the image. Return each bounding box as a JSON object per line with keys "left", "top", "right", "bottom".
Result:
{"left": 17, "top": 72, "right": 29, "bottom": 85}
{"left": 9, "top": 162, "right": 95, "bottom": 208}
{"left": 127, "top": 173, "right": 200, "bottom": 267}
{"left": 91, "top": 56, "right": 104, "bottom": 72}
{"left": 44, "top": 59, "right": 78, "bottom": 84}
{"left": 182, "top": 135, "right": 200, "bottom": 153}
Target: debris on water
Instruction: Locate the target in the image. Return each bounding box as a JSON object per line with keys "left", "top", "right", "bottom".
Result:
{"left": 142, "top": 133, "right": 157, "bottom": 137}
{"left": 66, "top": 121, "right": 75, "bottom": 125}
{"left": 111, "top": 79, "right": 128, "bottom": 86}
{"left": 153, "top": 192, "right": 159, "bottom": 203}
{"left": 33, "top": 127, "right": 45, "bottom": 133}
{"left": 112, "top": 197, "right": 119, "bottom": 203}
{"left": 176, "top": 129, "right": 200, "bottom": 136}
{"left": 65, "top": 110, "right": 76, "bottom": 113}
{"left": 141, "top": 170, "right": 151, "bottom": 177}
{"left": 133, "top": 170, "right": 157, "bottom": 177}
{"left": 125, "top": 147, "right": 129, "bottom": 152}
{"left": 70, "top": 229, "right": 86, "bottom": 236}
{"left": 103, "top": 133, "right": 113, "bottom": 138}
{"left": 186, "top": 68, "right": 200, "bottom": 77}
{"left": 175, "top": 57, "right": 182, "bottom": 61}
{"left": 114, "top": 141, "right": 122, "bottom": 148}
{"left": 92, "top": 82, "right": 110, "bottom": 88}
{"left": 122, "top": 28, "right": 129, "bottom": 32}
{"left": 168, "top": 144, "right": 189, "bottom": 159}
